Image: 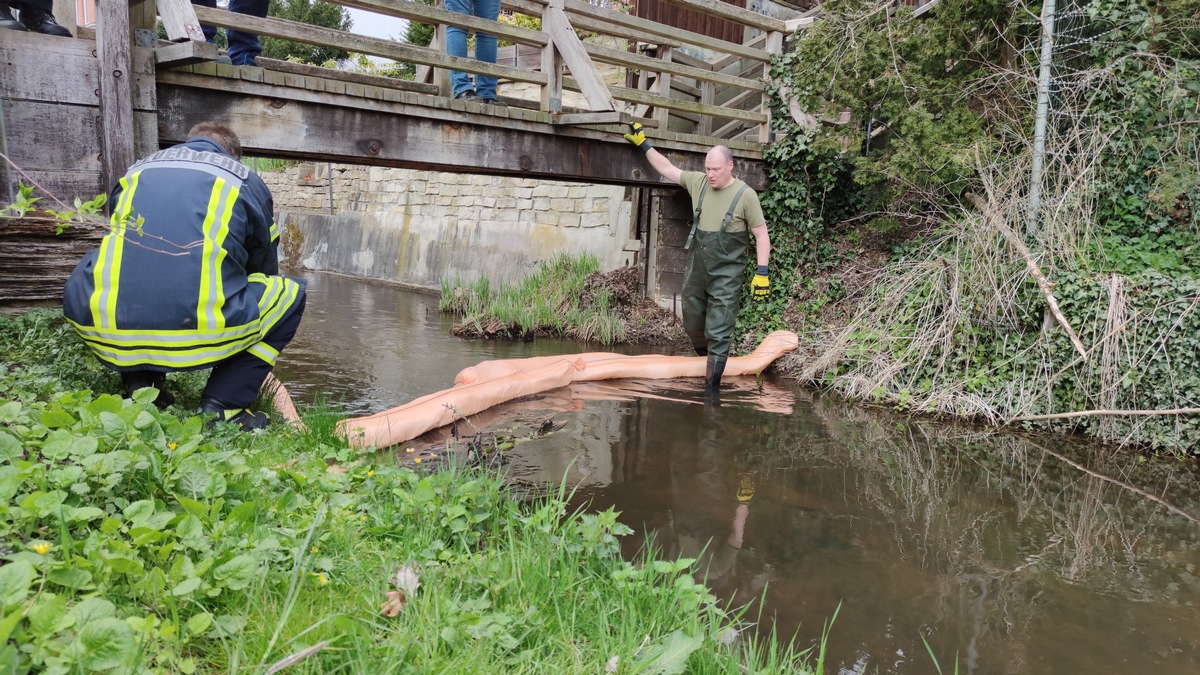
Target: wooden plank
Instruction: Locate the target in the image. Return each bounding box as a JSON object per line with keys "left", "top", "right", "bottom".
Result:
{"left": 3, "top": 101, "right": 102, "bottom": 174}
{"left": 157, "top": 0, "right": 206, "bottom": 41}
{"left": 652, "top": 47, "right": 671, "bottom": 128}
{"left": 95, "top": 0, "right": 135, "bottom": 191}
{"left": 156, "top": 39, "right": 221, "bottom": 67}
{"left": 4, "top": 171, "right": 105, "bottom": 208}
{"left": 663, "top": 0, "right": 786, "bottom": 33}
{"left": 192, "top": 6, "right": 547, "bottom": 85}
{"left": 154, "top": 84, "right": 767, "bottom": 187}
{"left": 545, "top": 6, "right": 615, "bottom": 111}
{"left": 506, "top": 0, "right": 684, "bottom": 49}
{"left": 332, "top": 0, "right": 547, "bottom": 47}
{"left": 583, "top": 80, "right": 767, "bottom": 123}
{"left": 0, "top": 215, "right": 107, "bottom": 305}
{"left": 563, "top": 0, "right": 771, "bottom": 63}
{"left": 256, "top": 57, "right": 441, "bottom": 96}
{"left": 551, "top": 111, "right": 630, "bottom": 125}
{"left": 583, "top": 40, "right": 763, "bottom": 92}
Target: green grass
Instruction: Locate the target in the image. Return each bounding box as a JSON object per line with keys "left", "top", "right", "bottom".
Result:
{"left": 0, "top": 309, "right": 821, "bottom": 673}
{"left": 440, "top": 253, "right": 628, "bottom": 345}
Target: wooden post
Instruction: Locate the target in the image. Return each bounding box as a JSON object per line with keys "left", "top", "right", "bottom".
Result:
{"left": 761, "top": 30, "right": 783, "bottom": 143}
{"left": 155, "top": 0, "right": 206, "bottom": 42}
{"left": 540, "top": 0, "right": 563, "bottom": 113}
{"left": 96, "top": 0, "right": 135, "bottom": 191}
{"left": 652, "top": 47, "right": 671, "bottom": 129}
{"left": 433, "top": 0, "right": 450, "bottom": 96}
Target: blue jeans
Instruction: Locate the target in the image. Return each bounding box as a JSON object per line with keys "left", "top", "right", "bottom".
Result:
{"left": 445, "top": 0, "right": 500, "bottom": 99}
{"left": 192, "top": 0, "right": 268, "bottom": 66}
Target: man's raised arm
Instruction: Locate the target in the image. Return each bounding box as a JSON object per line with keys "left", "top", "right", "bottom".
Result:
{"left": 623, "top": 123, "right": 683, "bottom": 185}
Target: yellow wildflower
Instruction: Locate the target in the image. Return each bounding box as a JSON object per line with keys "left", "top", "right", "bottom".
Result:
{"left": 367, "top": 470, "right": 375, "bottom": 477}
{"left": 360, "top": 515, "right": 367, "bottom": 521}
{"left": 311, "top": 546, "right": 320, "bottom": 553}
{"left": 414, "top": 458, "right": 422, "bottom": 464}
{"left": 405, "top": 448, "right": 414, "bottom": 453}
{"left": 31, "top": 542, "right": 51, "bottom": 555}
{"left": 318, "top": 572, "right": 329, "bottom": 585}
{"left": 168, "top": 442, "right": 177, "bottom": 450}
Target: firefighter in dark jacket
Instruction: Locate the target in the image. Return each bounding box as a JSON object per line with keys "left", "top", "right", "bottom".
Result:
{"left": 62, "top": 122, "right": 306, "bottom": 430}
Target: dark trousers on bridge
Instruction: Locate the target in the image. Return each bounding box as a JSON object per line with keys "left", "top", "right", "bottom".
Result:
{"left": 191, "top": 0, "right": 268, "bottom": 66}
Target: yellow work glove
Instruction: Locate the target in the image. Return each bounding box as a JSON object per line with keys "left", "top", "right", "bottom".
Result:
{"left": 752, "top": 265, "right": 769, "bottom": 300}
{"left": 624, "top": 122, "right": 653, "bottom": 153}
{"left": 736, "top": 472, "right": 756, "bottom": 502}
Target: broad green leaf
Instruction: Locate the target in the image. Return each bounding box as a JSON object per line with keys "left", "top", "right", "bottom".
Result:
{"left": 122, "top": 500, "right": 154, "bottom": 525}
{"left": 70, "top": 597, "right": 116, "bottom": 627}
{"left": 28, "top": 594, "right": 72, "bottom": 638}
{"left": 0, "top": 401, "right": 21, "bottom": 423}
{"left": 47, "top": 567, "right": 93, "bottom": 590}
{"left": 0, "top": 560, "right": 36, "bottom": 609}
{"left": 40, "top": 429, "right": 76, "bottom": 460}
{"left": 40, "top": 410, "right": 76, "bottom": 430}
{"left": 175, "top": 515, "right": 206, "bottom": 550}
{"left": 171, "top": 577, "right": 202, "bottom": 597}
{"left": 98, "top": 411, "right": 127, "bottom": 438}
{"left": 68, "top": 507, "right": 106, "bottom": 522}
{"left": 0, "top": 429, "right": 22, "bottom": 462}
{"left": 185, "top": 612, "right": 212, "bottom": 637}
{"left": 78, "top": 617, "right": 135, "bottom": 671}
{"left": 635, "top": 631, "right": 703, "bottom": 675}
{"left": 213, "top": 555, "right": 257, "bottom": 591}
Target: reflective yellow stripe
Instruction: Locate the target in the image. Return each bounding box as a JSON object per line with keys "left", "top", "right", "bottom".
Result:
{"left": 77, "top": 335, "right": 261, "bottom": 369}
{"left": 269, "top": 219, "right": 280, "bottom": 243}
{"left": 198, "top": 179, "right": 240, "bottom": 332}
{"left": 69, "top": 319, "right": 261, "bottom": 346}
{"left": 89, "top": 172, "right": 141, "bottom": 328}
{"left": 247, "top": 342, "right": 279, "bottom": 366}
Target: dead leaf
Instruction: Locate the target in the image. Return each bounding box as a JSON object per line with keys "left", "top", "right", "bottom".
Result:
{"left": 605, "top": 655, "right": 620, "bottom": 673}
{"left": 380, "top": 590, "right": 407, "bottom": 617}
{"left": 325, "top": 463, "right": 347, "bottom": 475}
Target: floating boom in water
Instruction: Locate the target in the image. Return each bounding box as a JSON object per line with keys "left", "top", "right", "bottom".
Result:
{"left": 336, "top": 330, "right": 799, "bottom": 449}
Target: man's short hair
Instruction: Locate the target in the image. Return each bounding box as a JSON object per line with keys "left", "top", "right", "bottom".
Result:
{"left": 186, "top": 122, "right": 243, "bottom": 160}
{"left": 711, "top": 145, "right": 734, "bottom": 165}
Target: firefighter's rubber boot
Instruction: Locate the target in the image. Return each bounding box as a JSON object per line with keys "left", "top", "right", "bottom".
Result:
{"left": 200, "top": 400, "right": 270, "bottom": 431}
{"left": 18, "top": 4, "right": 71, "bottom": 36}
{"left": 704, "top": 356, "right": 727, "bottom": 391}
{"left": 0, "top": 2, "right": 26, "bottom": 31}
{"left": 121, "top": 371, "right": 175, "bottom": 410}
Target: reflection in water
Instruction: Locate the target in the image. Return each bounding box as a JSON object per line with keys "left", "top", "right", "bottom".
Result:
{"left": 278, "top": 270, "right": 1200, "bottom": 674}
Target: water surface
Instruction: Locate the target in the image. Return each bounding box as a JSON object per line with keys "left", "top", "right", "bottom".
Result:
{"left": 276, "top": 270, "right": 1200, "bottom": 674}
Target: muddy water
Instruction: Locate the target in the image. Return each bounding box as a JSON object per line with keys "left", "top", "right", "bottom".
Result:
{"left": 277, "top": 270, "right": 1200, "bottom": 674}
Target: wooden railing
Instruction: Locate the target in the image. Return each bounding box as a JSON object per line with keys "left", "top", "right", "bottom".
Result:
{"left": 111, "top": 0, "right": 799, "bottom": 145}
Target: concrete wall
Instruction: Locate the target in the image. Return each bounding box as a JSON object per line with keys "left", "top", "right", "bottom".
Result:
{"left": 261, "top": 164, "right": 641, "bottom": 291}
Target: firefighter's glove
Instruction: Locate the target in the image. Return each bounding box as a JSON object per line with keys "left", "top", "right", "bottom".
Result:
{"left": 624, "top": 123, "right": 652, "bottom": 153}
{"left": 736, "top": 472, "right": 757, "bottom": 502}
{"left": 752, "top": 266, "right": 770, "bottom": 300}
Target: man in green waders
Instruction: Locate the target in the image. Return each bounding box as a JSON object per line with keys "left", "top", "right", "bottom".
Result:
{"left": 624, "top": 123, "right": 772, "bottom": 390}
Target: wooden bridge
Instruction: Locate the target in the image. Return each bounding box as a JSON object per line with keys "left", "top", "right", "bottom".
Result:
{"left": 1, "top": 0, "right": 825, "bottom": 203}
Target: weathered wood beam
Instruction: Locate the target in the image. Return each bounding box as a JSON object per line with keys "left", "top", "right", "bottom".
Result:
{"left": 156, "top": 0, "right": 205, "bottom": 41}
{"left": 584, "top": 41, "right": 763, "bottom": 93}
{"left": 155, "top": 84, "right": 765, "bottom": 188}
{"left": 561, "top": 0, "right": 771, "bottom": 63}
{"left": 96, "top": 0, "right": 135, "bottom": 190}
{"left": 191, "top": 6, "right": 547, "bottom": 85}
{"left": 545, "top": 4, "right": 615, "bottom": 111}
{"left": 505, "top": 0, "right": 681, "bottom": 50}
{"left": 591, "top": 81, "right": 767, "bottom": 124}
{"left": 155, "top": 39, "right": 220, "bottom": 67}
{"left": 551, "top": 112, "right": 631, "bottom": 126}
{"left": 662, "top": 0, "right": 787, "bottom": 33}
{"left": 332, "top": 0, "right": 546, "bottom": 48}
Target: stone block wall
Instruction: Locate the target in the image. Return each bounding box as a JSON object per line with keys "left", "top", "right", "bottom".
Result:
{"left": 260, "top": 165, "right": 639, "bottom": 291}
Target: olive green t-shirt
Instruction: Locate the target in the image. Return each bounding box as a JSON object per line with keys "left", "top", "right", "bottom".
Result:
{"left": 680, "top": 171, "right": 766, "bottom": 233}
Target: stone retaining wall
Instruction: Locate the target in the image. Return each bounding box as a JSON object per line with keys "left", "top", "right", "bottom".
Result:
{"left": 261, "top": 164, "right": 638, "bottom": 291}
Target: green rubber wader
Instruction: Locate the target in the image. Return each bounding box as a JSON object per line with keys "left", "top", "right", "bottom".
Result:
{"left": 683, "top": 229, "right": 750, "bottom": 359}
